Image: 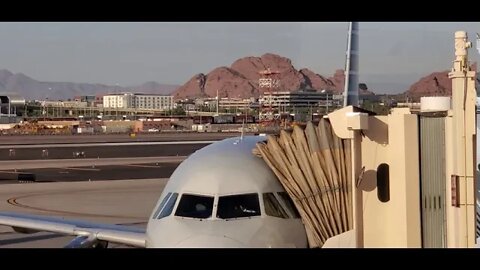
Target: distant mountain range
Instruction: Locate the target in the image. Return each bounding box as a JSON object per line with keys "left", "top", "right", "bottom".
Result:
{"left": 0, "top": 69, "right": 179, "bottom": 100}
{"left": 172, "top": 54, "right": 480, "bottom": 101}
{"left": 173, "top": 53, "right": 373, "bottom": 99}
{"left": 3, "top": 53, "right": 475, "bottom": 101}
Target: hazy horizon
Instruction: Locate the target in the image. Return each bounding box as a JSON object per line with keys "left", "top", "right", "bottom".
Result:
{"left": 1, "top": 22, "right": 479, "bottom": 94}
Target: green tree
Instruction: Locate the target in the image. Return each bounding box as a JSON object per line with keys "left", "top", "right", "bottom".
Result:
{"left": 361, "top": 100, "right": 390, "bottom": 115}
{"left": 166, "top": 107, "right": 186, "bottom": 116}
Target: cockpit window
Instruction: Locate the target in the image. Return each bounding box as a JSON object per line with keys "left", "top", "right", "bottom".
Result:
{"left": 153, "top": 192, "right": 178, "bottom": 219}
{"left": 278, "top": 192, "right": 301, "bottom": 218}
{"left": 153, "top": 192, "right": 172, "bottom": 219}
{"left": 158, "top": 193, "right": 178, "bottom": 219}
{"left": 263, "top": 193, "right": 289, "bottom": 219}
{"left": 175, "top": 194, "right": 214, "bottom": 219}
{"left": 217, "top": 193, "right": 261, "bottom": 219}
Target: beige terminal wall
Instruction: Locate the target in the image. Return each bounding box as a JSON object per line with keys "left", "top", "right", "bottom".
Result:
{"left": 445, "top": 112, "right": 477, "bottom": 248}
{"left": 360, "top": 109, "right": 422, "bottom": 247}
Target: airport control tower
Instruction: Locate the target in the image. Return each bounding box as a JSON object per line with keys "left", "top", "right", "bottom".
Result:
{"left": 258, "top": 68, "right": 280, "bottom": 125}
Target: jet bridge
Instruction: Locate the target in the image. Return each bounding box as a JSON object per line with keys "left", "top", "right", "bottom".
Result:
{"left": 0, "top": 93, "right": 25, "bottom": 123}
{"left": 255, "top": 31, "right": 477, "bottom": 248}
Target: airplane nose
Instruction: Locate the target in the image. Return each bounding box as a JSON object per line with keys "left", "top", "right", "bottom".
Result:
{"left": 175, "top": 235, "right": 246, "bottom": 248}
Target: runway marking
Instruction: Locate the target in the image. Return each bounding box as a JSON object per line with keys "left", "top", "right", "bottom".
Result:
{"left": 0, "top": 170, "right": 28, "bottom": 174}
{"left": 59, "top": 167, "right": 101, "bottom": 171}
{"left": 124, "top": 164, "right": 162, "bottom": 168}
{"left": 7, "top": 196, "right": 137, "bottom": 219}
{"left": 0, "top": 156, "right": 187, "bottom": 170}
{"left": 6, "top": 189, "right": 148, "bottom": 219}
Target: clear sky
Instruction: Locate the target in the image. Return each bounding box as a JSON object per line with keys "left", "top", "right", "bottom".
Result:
{"left": 0, "top": 22, "right": 479, "bottom": 94}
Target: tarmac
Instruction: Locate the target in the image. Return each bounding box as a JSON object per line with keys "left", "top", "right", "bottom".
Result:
{"left": 0, "top": 133, "right": 236, "bottom": 247}
{"left": 0, "top": 178, "right": 167, "bottom": 248}
{"left": 0, "top": 161, "right": 181, "bottom": 183}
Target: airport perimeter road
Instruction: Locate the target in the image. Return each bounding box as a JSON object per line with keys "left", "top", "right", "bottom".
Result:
{"left": 0, "top": 179, "right": 167, "bottom": 248}
{"left": 0, "top": 141, "right": 210, "bottom": 160}
{"left": 0, "top": 132, "right": 246, "bottom": 145}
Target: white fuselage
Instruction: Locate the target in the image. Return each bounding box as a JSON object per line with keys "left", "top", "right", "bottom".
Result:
{"left": 145, "top": 136, "right": 308, "bottom": 248}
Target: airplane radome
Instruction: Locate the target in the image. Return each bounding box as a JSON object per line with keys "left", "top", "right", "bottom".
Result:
{"left": 146, "top": 136, "right": 308, "bottom": 247}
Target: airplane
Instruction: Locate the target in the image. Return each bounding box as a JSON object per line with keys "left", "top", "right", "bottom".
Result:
{"left": 0, "top": 120, "right": 478, "bottom": 248}
{"left": 2, "top": 23, "right": 478, "bottom": 248}
{"left": 0, "top": 115, "right": 477, "bottom": 248}
{"left": 0, "top": 136, "right": 308, "bottom": 248}
{"left": 0, "top": 21, "right": 363, "bottom": 249}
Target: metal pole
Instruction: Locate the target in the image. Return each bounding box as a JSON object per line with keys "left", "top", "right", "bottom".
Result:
{"left": 309, "top": 103, "right": 312, "bottom": 121}
{"left": 216, "top": 89, "right": 219, "bottom": 116}
{"left": 326, "top": 94, "right": 329, "bottom": 113}
{"left": 352, "top": 129, "right": 364, "bottom": 248}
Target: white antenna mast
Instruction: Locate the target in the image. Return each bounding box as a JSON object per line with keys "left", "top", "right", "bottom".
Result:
{"left": 343, "top": 22, "right": 359, "bottom": 107}
{"left": 476, "top": 33, "right": 480, "bottom": 54}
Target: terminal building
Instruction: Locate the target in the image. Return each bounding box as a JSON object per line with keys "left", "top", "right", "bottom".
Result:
{"left": 103, "top": 93, "right": 174, "bottom": 111}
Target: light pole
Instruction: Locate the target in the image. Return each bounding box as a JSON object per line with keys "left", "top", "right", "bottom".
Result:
{"left": 309, "top": 102, "right": 313, "bottom": 121}
{"left": 115, "top": 83, "right": 119, "bottom": 120}
{"left": 44, "top": 90, "right": 51, "bottom": 121}
{"left": 216, "top": 89, "right": 219, "bottom": 116}
{"left": 326, "top": 94, "right": 329, "bottom": 113}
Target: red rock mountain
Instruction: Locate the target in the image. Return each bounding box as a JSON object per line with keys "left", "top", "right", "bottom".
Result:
{"left": 406, "top": 63, "right": 477, "bottom": 100}
{"left": 173, "top": 53, "right": 371, "bottom": 99}
{"left": 406, "top": 70, "right": 451, "bottom": 99}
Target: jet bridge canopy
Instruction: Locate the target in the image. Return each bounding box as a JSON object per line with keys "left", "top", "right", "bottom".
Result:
{"left": 0, "top": 93, "right": 25, "bottom": 106}
{"left": 254, "top": 119, "right": 353, "bottom": 248}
